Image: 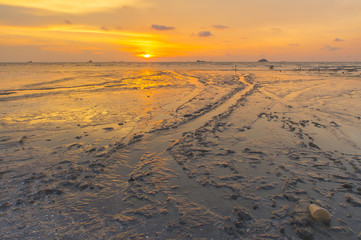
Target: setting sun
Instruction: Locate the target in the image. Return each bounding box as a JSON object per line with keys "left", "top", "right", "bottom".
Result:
{"left": 0, "top": 0, "right": 360, "bottom": 62}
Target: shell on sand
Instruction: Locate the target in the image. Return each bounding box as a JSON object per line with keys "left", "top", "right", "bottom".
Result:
{"left": 308, "top": 204, "right": 332, "bottom": 224}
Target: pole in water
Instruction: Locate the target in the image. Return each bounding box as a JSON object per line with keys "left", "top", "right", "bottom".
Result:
{"left": 234, "top": 65, "right": 237, "bottom": 77}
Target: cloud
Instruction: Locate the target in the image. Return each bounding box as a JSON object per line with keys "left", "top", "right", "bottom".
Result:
{"left": 212, "top": 25, "right": 229, "bottom": 30}
{"left": 271, "top": 27, "right": 282, "bottom": 33}
{"left": 0, "top": 4, "right": 59, "bottom": 26}
{"left": 323, "top": 45, "right": 341, "bottom": 51}
{"left": 64, "top": 20, "right": 72, "bottom": 25}
{"left": 288, "top": 43, "right": 300, "bottom": 47}
{"left": 100, "top": 26, "right": 109, "bottom": 31}
{"left": 0, "top": 0, "right": 141, "bottom": 14}
{"left": 334, "top": 37, "right": 344, "bottom": 42}
{"left": 151, "top": 24, "right": 175, "bottom": 31}
{"left": 198, "top": 31, "right": 213, "bottom": 37}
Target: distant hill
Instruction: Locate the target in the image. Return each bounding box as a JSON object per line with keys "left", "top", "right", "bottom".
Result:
{"left": 257, "top": 59, "right": 268, "bottom": 62}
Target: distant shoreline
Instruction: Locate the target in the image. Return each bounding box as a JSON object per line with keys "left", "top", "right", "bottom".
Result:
{"left": 1, "top": 61, "right": 361, "bottom": 64}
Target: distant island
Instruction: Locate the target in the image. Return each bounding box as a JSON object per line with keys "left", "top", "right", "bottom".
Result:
{"left": 257, "top": 59, "right": 268, "bottom": 62}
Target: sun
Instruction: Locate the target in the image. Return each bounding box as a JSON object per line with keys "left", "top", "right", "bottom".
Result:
{"left": 143, "top": 54, "right": 151, "bottom": 59}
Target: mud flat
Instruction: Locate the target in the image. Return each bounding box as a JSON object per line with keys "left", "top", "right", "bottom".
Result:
{"left": 1, "top": 64, "right": 361, "bottom": 239}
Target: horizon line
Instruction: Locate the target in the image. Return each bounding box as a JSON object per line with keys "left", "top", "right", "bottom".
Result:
{"left": 1, "top": 60, "right": 361, "bottom": 64}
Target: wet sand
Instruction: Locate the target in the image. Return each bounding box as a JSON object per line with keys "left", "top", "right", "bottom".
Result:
{"left": 1, "top": 64, "right": 361, "bottom": 239}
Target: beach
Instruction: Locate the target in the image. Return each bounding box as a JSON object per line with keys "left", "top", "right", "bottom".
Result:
{"left": 1, "top": 62, "right": 361, "bottom": 239}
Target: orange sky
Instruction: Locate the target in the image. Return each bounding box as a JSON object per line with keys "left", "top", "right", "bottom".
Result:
{"left": 0, "top": 0, "right": 361, "bottom": 62}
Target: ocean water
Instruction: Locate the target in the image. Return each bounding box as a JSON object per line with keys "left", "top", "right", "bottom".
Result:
{"left": 1, "top": 62, "right": 361, "bottom": 239}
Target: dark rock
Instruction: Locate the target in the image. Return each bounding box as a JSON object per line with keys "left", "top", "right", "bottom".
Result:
{"left": 345, "top": 193, "right": 361, "bottom": 207}
{"left": 32, "top": 189, "right": 63, "bottom": 201}
{"left": 79, "top": 184, "right": 89, "bottom": 191}
{"left": 59, "top": 160, "right": 71, "bottom": 164}
{"left": 295, "top": 227, "right": 314, "bottom": 240}
{"left": 16, "top": 198, "right": 24, "bottom": 205}
{"left": 308, "top": 142, "right": 321, "bottom": 149}
{"left": 234, "top": 206, "right": 254, "bottom": 228}
{"left": 86, "top": 147, "right": 96, "bottom": 153}
{"left": 0, "top": 201, "right": 11, "bottom": 211}
{"left": 19, "top": 136, "right": 28, "bottom": 144}
{"left": 342, "top": 183, "right": 354, "bottom": 189}
{"left": 225, "top": 205, "right": 254, "bottom": 237}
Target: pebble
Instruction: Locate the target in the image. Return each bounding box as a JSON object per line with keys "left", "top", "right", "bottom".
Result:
{"left": 342, "top": 183, "right": 354, "bottom": 189}
{"left": 308, "top": 204, "right": 332, "bottom": 224}
{"left": 339, "top": 203, "right": 346, "bottom": 208}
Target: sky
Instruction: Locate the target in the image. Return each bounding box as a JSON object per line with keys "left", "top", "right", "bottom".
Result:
{"left": 0, "top": 0, "right": 361, "bottom": 62}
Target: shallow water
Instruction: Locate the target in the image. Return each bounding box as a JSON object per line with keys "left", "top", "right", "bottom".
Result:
{"left": 1, "top": 62, "right": 361, "bottom": 239}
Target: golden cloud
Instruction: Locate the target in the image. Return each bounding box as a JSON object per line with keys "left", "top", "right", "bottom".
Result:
{"left": 0, "top": 0, "right": 143, "bottom": 14}
{"left": 0, "top": 24, "right": 203, "bottom": 58}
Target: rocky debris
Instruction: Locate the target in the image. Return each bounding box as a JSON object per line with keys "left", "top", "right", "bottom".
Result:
{"left": 31, "top": 188, "right": 63, "bottom": 201}
{"left": 224, "top": 205, "right": 254, "bottom": 237}
{"left": 19, "top": 136, "right": 28, "bottom": 144}
{"left": 345, "top": 194, "right": 361, "bottom": 207}
{"left": 129, "top": 133, "right": 144, "bottom": 144}
{"left": 295, "top": 227, "right": 314, "bottom": 240}
{"left": 308, "top": 142, "right": 321, "bottom": 150}
{"left": 341, "top": 183, "right": 355, "bottom": 191}
{"left": 67, "top": 143, "right": 82, "bottom": 150}
{"left": 329, "top": 121, "right": 340, "bottom": 127}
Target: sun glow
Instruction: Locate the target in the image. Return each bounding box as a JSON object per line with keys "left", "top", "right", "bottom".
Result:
{"left": 0, "top": 23, "right": 204, "bottom": 60}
